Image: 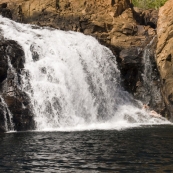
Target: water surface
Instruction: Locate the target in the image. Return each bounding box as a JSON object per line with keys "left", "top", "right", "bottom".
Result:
{"left": 0, "top": 125, "right": 173, "bottom": 172}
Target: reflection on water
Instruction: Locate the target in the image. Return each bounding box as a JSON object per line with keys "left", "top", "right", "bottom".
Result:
{"left": 0, "top": 125, "right": 173, "bottom": 172}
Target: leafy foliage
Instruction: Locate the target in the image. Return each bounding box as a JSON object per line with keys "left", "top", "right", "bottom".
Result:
{"left": 132, "top": 0, "right": 168, "bottom": 9}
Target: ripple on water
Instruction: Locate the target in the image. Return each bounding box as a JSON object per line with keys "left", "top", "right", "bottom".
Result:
{"left": 0, "top": 125, "right": 173, "bottom": 172}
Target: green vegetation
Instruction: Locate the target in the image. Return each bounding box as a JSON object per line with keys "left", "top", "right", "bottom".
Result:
{"left": 132, "top": 0, "right": 167, "bottom": 9}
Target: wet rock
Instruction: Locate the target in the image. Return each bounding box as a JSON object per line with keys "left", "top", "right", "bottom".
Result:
{"left": 6, "top": 40, "right": 25, "bottom": 69}
{"left": 120, "top": 47, "right": 142, "bottom": 65}
{"left": 0, "top": 3, "right": 12, "bottom": 19}
{"left": 0, "top": 44, "right": 8, "bottom": 83}
{"left": 3, "top": 92, "right": 34, "bottom": 131}
{"left": 135, "top": 38, "right": 166, "bottom": 115}
{"left": 0, "top": 39, "right": 35, "bottom": 132}
{"left": 118, "top": 39, "right": 166, "bottom": 115}
{"left": 0, "top": 3, "right": 7, "bottom": 8}
{"left": 30, "top": 45, "right": 39, "bottom": 61}
{"left": 119, "top": 47, "right": 143, "bottom": 93}
{"left": 0, "top": 103, "right": 6, "bottom": 133}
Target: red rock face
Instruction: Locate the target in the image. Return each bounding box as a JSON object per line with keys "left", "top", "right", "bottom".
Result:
{"left": 0, "top": 0, "right": 156, "bottom": 49}
{"left": 156, "top": 0, "right": 173, "bottom": 118}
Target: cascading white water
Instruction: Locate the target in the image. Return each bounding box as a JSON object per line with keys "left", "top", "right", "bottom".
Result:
{"left": 0, "top": 96, "right": 8, "bottom": 131}
{"left": 0, "top": 16, "right": 170, "bottom": 131}
{"left": 0, "top": 96, "right": 14, "bottom": 131}
{"left": 142, "top": 37, "right": 162, "bottom": 105}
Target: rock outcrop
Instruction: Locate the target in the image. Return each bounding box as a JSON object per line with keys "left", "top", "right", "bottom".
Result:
{"left": 156, "top": 0, "right": 173, "bottom": 119}
{"left": 0, "top": 36, "right": 35, "bottom": 132}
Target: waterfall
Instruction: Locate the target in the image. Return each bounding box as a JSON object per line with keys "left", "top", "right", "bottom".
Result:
{"left": 142, "top": 37, "right": 163, "bottom": 108}
{"left": 0, "top": 96, "right": 14, "bottom": 131}
{"left": 0, "top": 16, "right": 170, "bottom": 131}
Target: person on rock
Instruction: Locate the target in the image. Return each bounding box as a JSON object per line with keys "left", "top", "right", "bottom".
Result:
{"left": 142, "top": 104, "right": 162, "bottom": 118}
{"left": 149, "top": 110, "right": 161, "bottom": 118}
{"left": 142, "top": 104, "right": 149, "bottom": 110}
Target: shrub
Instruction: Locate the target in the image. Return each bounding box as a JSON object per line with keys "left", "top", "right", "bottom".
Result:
{"left": 132, "top": 0, "right": 167, "bottom": 9}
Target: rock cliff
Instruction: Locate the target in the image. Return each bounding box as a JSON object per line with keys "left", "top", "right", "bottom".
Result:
{"left": 156, "top": 0, "right": 173, "bottom": 119}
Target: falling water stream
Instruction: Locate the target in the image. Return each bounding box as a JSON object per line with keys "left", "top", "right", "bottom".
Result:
{"left": 0, "top": 96, "right": 14, "bottom": 131}
{"left": 0, "top": 16, "right": 170, "bottom": 131}
{"left": 142, "top": 37, "right": 162, "bottom": 106}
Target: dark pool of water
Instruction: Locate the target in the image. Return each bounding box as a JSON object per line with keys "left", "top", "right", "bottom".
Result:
{"left": 0, "top": 125, "right": 173, "bottom": 172}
